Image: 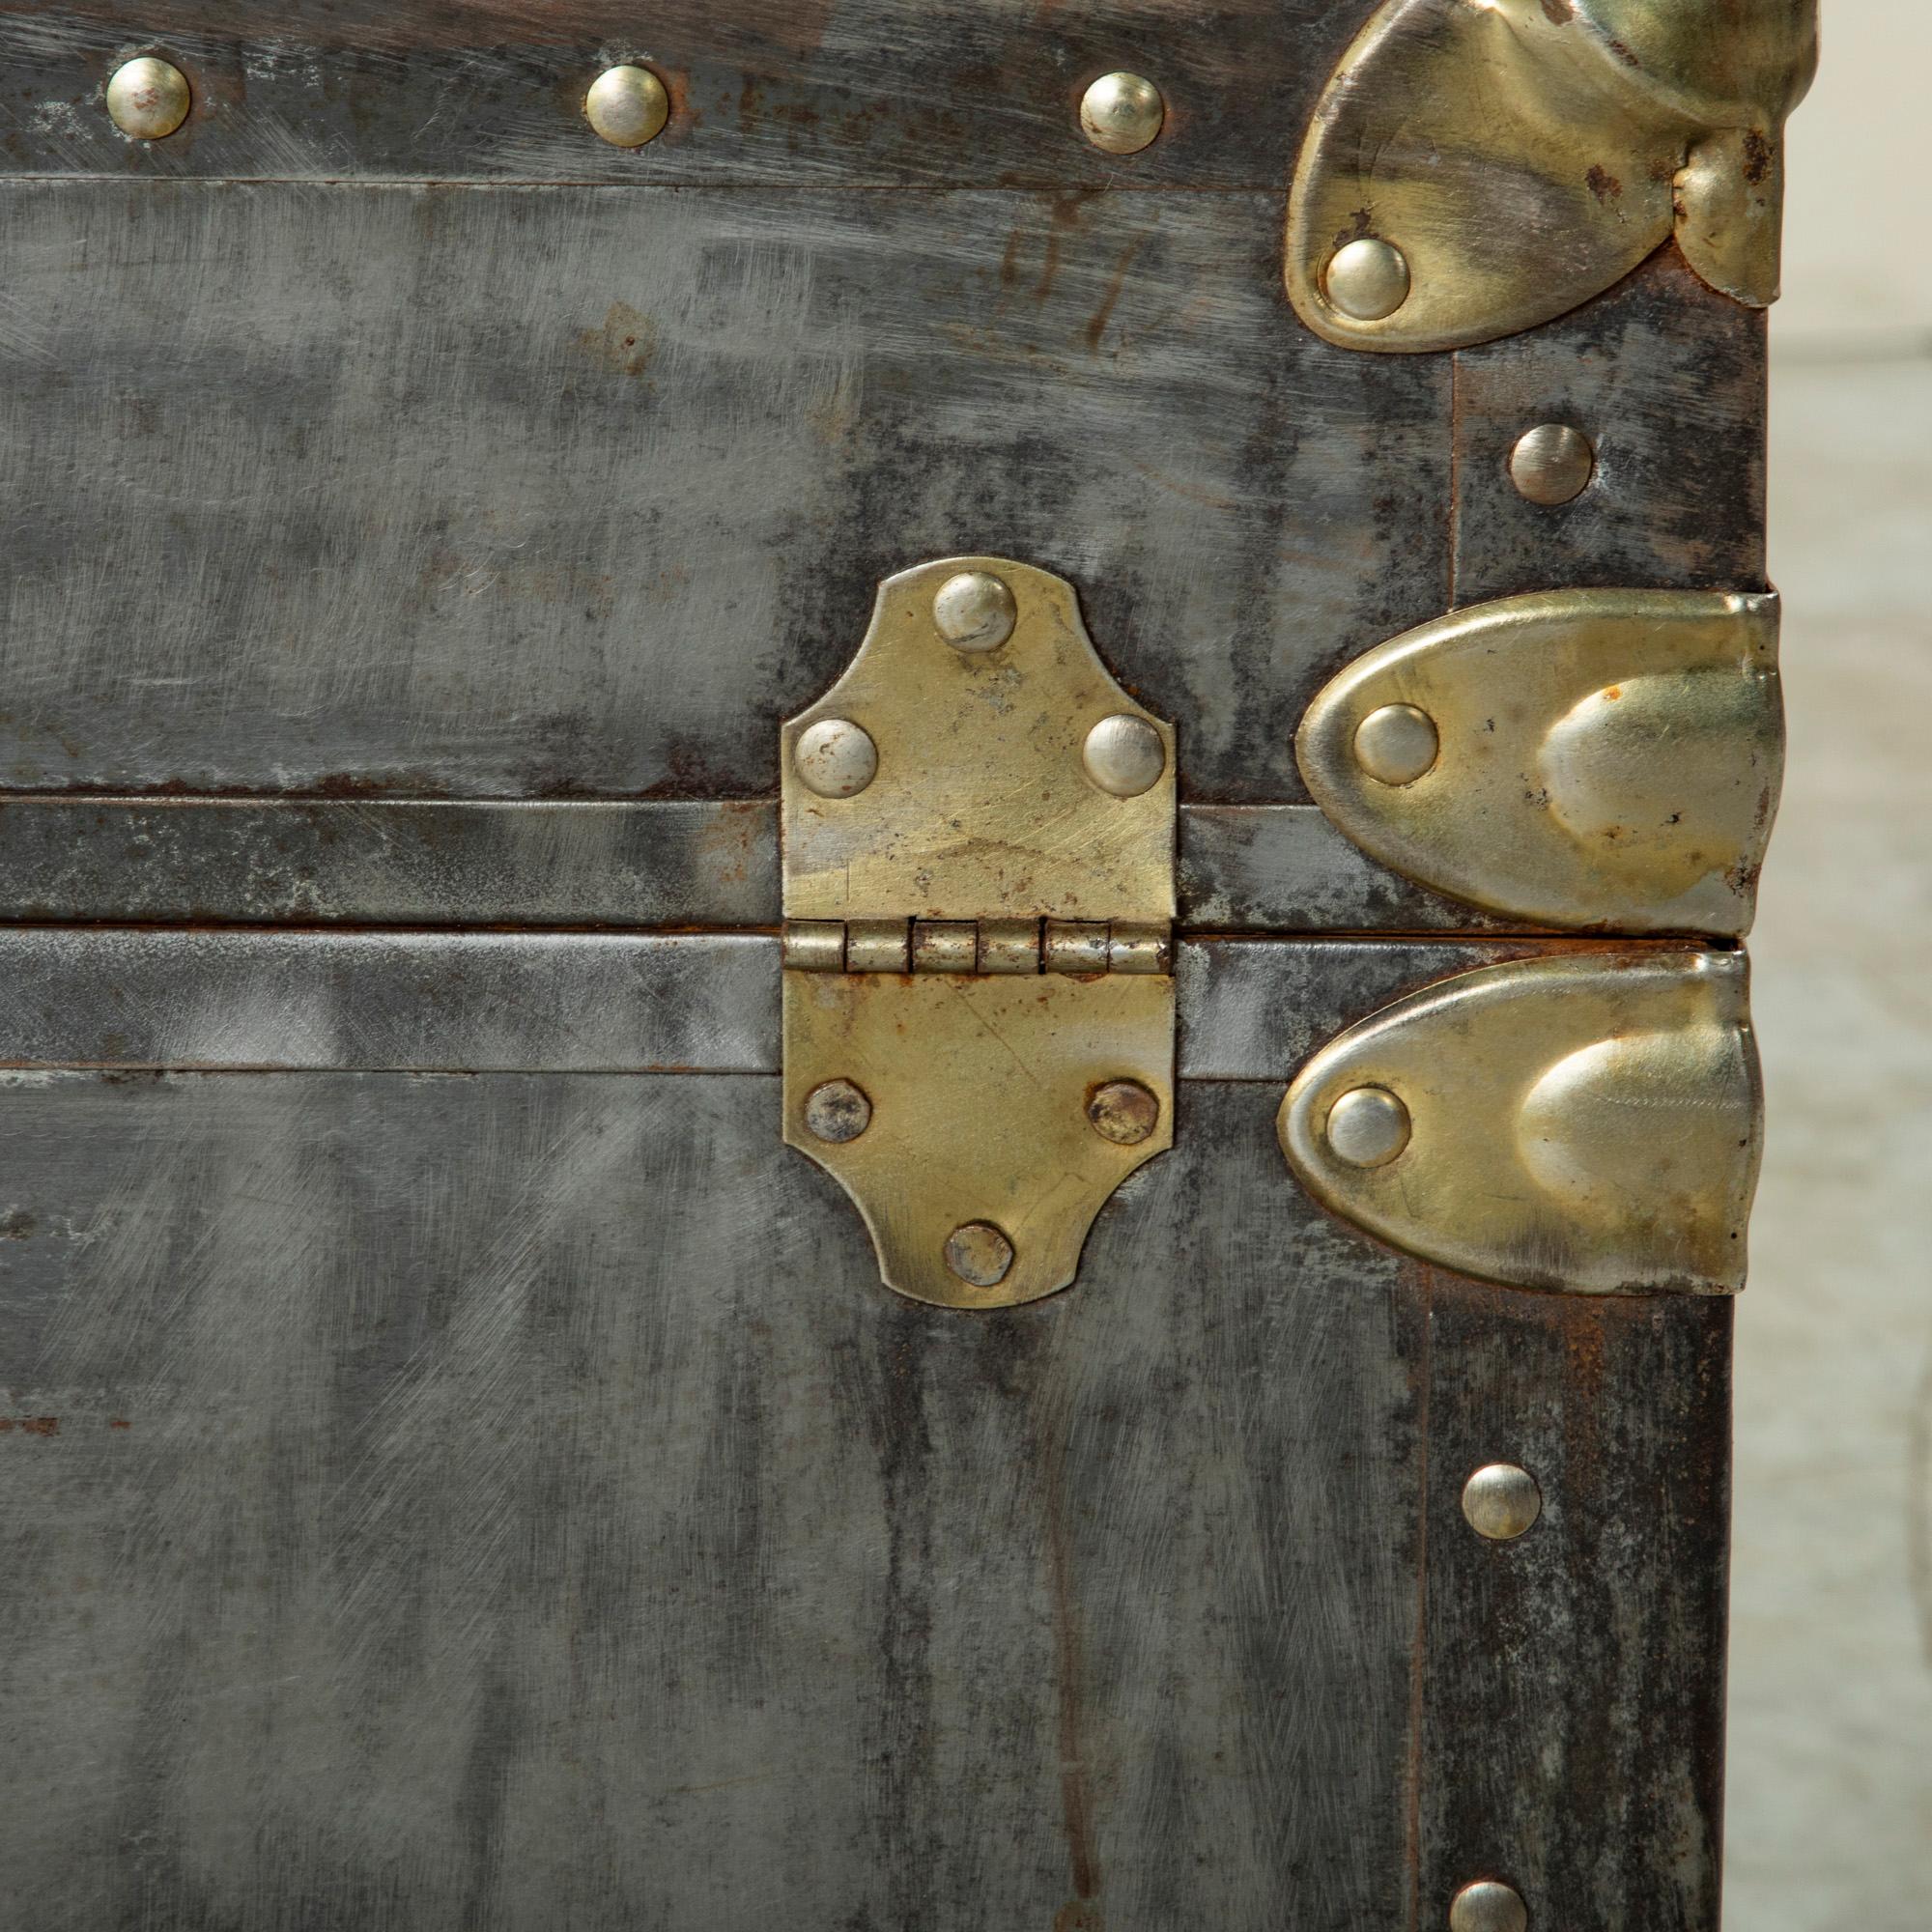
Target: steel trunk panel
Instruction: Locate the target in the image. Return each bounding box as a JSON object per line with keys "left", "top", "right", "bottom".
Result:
{"left": 0, "top": 1063, "right": 1725, "bottom": 1928}
{"left": 0, "top": 0, "right": 1792, "bottom": 1921}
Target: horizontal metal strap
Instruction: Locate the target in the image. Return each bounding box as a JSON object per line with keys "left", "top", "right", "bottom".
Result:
{"left": 0, "top": 798, "right": 1501, "bottom": 933}
{"left": 0, "top": 928, "right": 1562, "bottom": 1080}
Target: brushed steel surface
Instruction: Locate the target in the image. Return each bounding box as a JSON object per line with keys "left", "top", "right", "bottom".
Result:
{"left": 0, "top": 180, "right": 1449, "bottom": 807}
{"left": 0, "top": 929, "right": 1584, "bottom": 1077}
{"left": 0, "top": 1066, "right": 1733, "bottom": 1927}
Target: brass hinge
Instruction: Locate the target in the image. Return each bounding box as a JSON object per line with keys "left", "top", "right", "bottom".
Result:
{"left": 780, "top": 558, "right": 1177, "bottom": 1311}
{"left": 1286, "top": 0, "right": 1819, "bottom": 353}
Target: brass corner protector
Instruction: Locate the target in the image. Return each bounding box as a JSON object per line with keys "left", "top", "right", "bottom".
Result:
{"left": 1279, "top": 949, "right": 1763, "bottom": 1295}
{"left": 1295, "top": 587, "right": 1784, "bottom": 934}
{"left": 781, "top": 558, "right": 1176, "bottom": 1311}
{"left": 1286, "top": 0, "right": 1819, "bottom": 353}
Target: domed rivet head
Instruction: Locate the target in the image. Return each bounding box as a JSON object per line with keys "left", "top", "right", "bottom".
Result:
{"left": 1324, "top": 237, "right": 1411, "bottom": 322}
{"left": 1449, "top": 1879, "right": 1529, "bottom": 1932}
{"left": 1353, "top": 703, "right": 1440, "bottom": 786}
{"left": 1324, "top": 1087, "right": 1410, "bottom": 1168}
{"left": 1461, "top": 1463, "right": 1544, "bottom": 1542}
{"left": 1082, "top": 715, "right": 1166, "bottom": 798}
{"left": 932, "top": 571, "right": 1017, "bottom": 653}
{"left": 585, "top": 64, "right": 669, "bottom": 148}
{"left": 1509, "top": 424, "right": 1595, "bottom": 506}
{"left": 106, "top": 57, "right": 191, "bottom": 141}
{"left": 793, "top": 718, "right": 877, "bottom": 799}
{"left": 944, "top": 1222, "right": 1014, "bottom": 1289}
{"left": 1087, "top": 1080, "right": 1160, "bottom": 1147}
{"left": 1080, "top": 71, "right": 1165, "bottom": 156}
{"left": 804, "top": 1078, "right": 871, "bottom": 1146}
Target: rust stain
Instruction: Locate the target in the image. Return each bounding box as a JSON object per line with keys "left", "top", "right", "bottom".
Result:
{"left": 1083, "top": 238, "right": 1148, "bottom": 355}
{"left": 110, "top": 1418, "right": 131, "bottom": 1431}
{"left": 1585, "top": 163, "right": 1622, "bottom": 203}
{"left": 13, "top": 1416, "right": 59, "bottom": 1437}
{"left": 1741, "top": 127, "right": 1774, "bottom": 186}
{"left": 577, "top": 299, "right": 659, "bottom": 381}
{"left": 1040, "top": 1415, "right": 1103, "bottom": 1922}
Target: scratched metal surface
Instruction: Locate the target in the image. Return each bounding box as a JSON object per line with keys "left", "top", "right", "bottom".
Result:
{"left": 0, "top": 929, "right": 1567, "bottom": 1077}
{"left": 0, "top": 1062, "right": 1726, "bottom": 1930}
{"left": 0, "top": 0, "right": 1356, "bottom": 187}
{"left": 0, "top": 178, "right": 1447, "bottom": 808}
{"left": 0, "top": 799, "right": 1507, "bottom": 930}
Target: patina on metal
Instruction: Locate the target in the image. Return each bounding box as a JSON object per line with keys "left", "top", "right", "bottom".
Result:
{"left": 1449, "top": 1880, "right": 1530, "bottom": 1932}
{"left": 1462, "top": 1463, "right": 1544, "bottom": 1543}
{"left": 583, "top": 64, "right": 668, "bottom": 148}
{"left": 1287, "top": 0, "right": 1819, "bottom": 352}
{"left": 1296, "top": 589, "right": 1784, "bottom": 935}
{"left": 104, "top": 55, "right": 190, "bottom": 140}
{"left": 781, "top": 557, "right": 1176, "bottom": 1311}
{"left": 1078, "top": 71, "right": 1165, "bottom": 156}
{"left": 1278, "top": 949, "right": 1763, "bottom": 1296}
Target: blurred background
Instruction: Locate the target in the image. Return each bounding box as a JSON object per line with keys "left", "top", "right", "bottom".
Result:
{"left": 1726, "top": 5, "right": 1932, "bottom": 1925}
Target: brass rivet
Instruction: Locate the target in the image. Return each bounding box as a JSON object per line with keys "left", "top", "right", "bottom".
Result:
{"left": 584, "top": 64, "right": 669, "bottom": 148}
{"left": 1509, "top": 423, "right": 1595, "bottom": 506}
{"left": 804, "top": 1078, "right": 871, "bottom": 1145}
{"left": 1449, "top": 1880, "right": 1529, "bottom": 1932}
{"left": 105, "top": 56, "right": 190, "bottom": 141}
{"left": 1080, "top": 71, "right": 1165, "bottom": 156}
{"left": 1324, "top": 237, "right": 1411, "bottom": 321}
{"left": 1088, "top": 1080, "right": 1160, "bottom": 1146}
{"left": 793, "top": 718, "right": 877, "bottom": 799}
{"left": 944, "top": 1222, "right": 1015, "bottom": 1289}
{"left": 1462, "top": 1463, "right": 1543, "bottom": 1542}
{"left": 932, "top": 571, "right": 1017, "bottom": 653}
{"left": 1082, "top": 715, "right": 1166, "bottom": 798}
{"left": 1353, "top": 703, "right": 1440, "bottom": 786}
{"left": 1325, "top": 1087, "right": 1410, "bottom": 1168}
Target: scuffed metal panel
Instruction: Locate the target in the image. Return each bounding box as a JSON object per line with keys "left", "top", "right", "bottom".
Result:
{"left": 0, "top": 799, "right": 780, "bottom": 927}
{"left": 0, "top": 929, "right": 1579, "bottom": 1077}
{"left": 1454, "top": 251, "right": 1768, "bottom": 604}
{"left": 0, "top": 1070, "right": 1423, "bottom": 1928}
{"left": 1414, "top": 1277, "right": 1732, "bottom": 1929}
{"left": 0, "top": 180, "right": 1449, "bottom": 806}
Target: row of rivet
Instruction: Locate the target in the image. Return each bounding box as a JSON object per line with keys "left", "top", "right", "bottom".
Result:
{"left": 1321, "top": 1090, "right": 1540, "bottom": 1932}
{"left": 783, "top": 918, "right": 1170, "bottom": 978}
{"left": 99, "top": 54, "right": 1168, "bottom": 156}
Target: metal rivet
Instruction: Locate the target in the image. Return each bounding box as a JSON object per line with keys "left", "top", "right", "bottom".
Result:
{"left": 1088, "top": 1080, "right": 1160, "bottom": 1147}
{"left": 1509, "top": 424, "right": 1595, "bottom": 506}
{"left": 584, "top": 64, "right": 669, "bottom": 148}
{"left": 1079, "top": 71, "right": 1165, "bottom": 156}
{"left": 105, "top": 56, "right": 190, "bottom": 141}
{"left": 804, "top": 1079, "right": 871, "bottom": 1145}
{"left": 1324, "top": 238, "right": 1411, "bottom": 321}
{"left": 1353, "top": 703, "right": 1440, "bottom": 786}
{"left": 1449, "top": 1880, "right": 1529, "bottom": 1932}
{"left": 1462, "top": 1463, "right": 1544, "bottom": 1542}
{"left": 944, "top": 1222, "right": 1015, "bottom": 1289}
{"left": 1324, "top": 1087, "right": 1410, "bottom": 1168}
{"left": 932, "top": 571, "right": 1017, "bottom": 653}
{"left": 1082, "top": 715, "right": 1166, "bottom": 798}
{"left": 793, "top": 718, "right": 877, "bottom": 799}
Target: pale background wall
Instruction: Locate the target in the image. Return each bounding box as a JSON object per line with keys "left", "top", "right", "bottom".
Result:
{"left": 1727, "top": 4, "right": 1932, "bottom": 1925}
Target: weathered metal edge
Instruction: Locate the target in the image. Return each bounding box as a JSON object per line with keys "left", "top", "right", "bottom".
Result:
{"left": 0, "top": 799, "right": 1523, "bottom": 933}
{"left": 0, "top": 929, "right": 1579, "bottom": 1077}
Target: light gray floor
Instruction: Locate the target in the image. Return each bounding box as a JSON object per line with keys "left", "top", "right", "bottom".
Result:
{"left": 1724, "top": 352, "right": 1932, "bottom": 1928}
